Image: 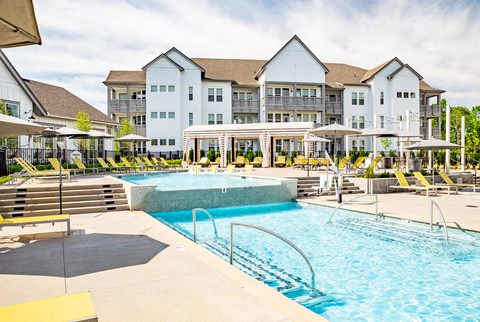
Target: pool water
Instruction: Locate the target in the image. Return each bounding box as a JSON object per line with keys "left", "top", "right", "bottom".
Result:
{"left": 118, "top": 172, "right": 279, "bottom": 190}
{"left": 151, "top": 202, "right": 480, "bottom": 321}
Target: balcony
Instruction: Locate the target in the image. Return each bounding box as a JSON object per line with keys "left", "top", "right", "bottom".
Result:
{"left": 325, "top": 102, "right": 343, "bottom": 115}
{"left": 420, "top": 105, "right": 441, "bottom": 118}
{"left": 134, "top": 125, "right": 146, "bottom": 137}
{"left": 108, "top": 99, "right": 146, "bottom": 114}
{"left": 420, "top": 127, "right": 440, "bottom": 138}
{"left": 232, "top": 99, "right": 260, "bottom": 113}
{"left": 264, "top": 96, "right": 324, "bottom": 110}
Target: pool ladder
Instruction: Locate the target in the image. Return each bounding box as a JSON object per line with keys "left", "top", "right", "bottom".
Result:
{"left": 192, "top": 208, "right": 218, "bottom": 243}
{"left": 328, "top": 194, "right": 379, "bottom": 223}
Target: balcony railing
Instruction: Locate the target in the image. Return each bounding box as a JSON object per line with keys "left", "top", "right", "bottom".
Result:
{"left": 420, "top": 127, "right": 440, "bottom": 138}
{"left": 420, "top": 105, "right": 441, "bottom": 118}
{"left": 325, "top": 102, "right": 343, "bottom": 115}
{"left": 264, "top": 96, "right": 324, "bottom": 110}
{"left": 108, "top": 99, "right": 146, "bottom": 113}
{"left": 134, "top": 125, "right": 146, "bottom": 137}
{"left": 232, "top": 99, "right": 260, "bottom": 113}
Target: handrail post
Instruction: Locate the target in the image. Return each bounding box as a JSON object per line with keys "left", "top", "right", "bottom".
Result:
{"left": 329, "top": 194, "right": 379, "bottom": 222}
{"left": 192, "top": 208, "right": 218, "bottom": 243}
{"left": 430, "top": 200, "right": 449, "bottom": 243}
{"left": 229, "top": 224, "right": 233, "bottom": 265}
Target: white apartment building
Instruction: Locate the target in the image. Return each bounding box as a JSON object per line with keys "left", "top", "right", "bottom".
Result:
{"left": 104, "top": 35, "right": 444, "bottom": 156}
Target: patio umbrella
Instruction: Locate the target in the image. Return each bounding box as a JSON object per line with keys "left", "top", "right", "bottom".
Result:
{"left": 86, "top": 130, "right": 114, "bottom": 160}
{"left": 309, "top": 122, "right": 362, "bottom": 164}
{"left": 0, "top": 113, "right": 45, "bottom": 136}
{"left": 302, "top": 134, "right": 331, "bottom": 176}
{"left": 405, "top": 138, "right": 462, "bottom": 184}
{"left": 357, "top": 127, "right": 398, "bottom": 158}
{"left": 0, "top": 0, "right": 42, "bottom": 48}
{"left": 115, "top": 134, "right": 151, "bottom": 156}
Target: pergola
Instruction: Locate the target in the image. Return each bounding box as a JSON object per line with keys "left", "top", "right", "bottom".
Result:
{"left": 183, "top": 122, "right": 314, "bottom": 167}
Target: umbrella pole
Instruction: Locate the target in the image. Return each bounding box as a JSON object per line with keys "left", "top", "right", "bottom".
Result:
{"left": 59, "top": 164, "right": 63, "bottom": 214}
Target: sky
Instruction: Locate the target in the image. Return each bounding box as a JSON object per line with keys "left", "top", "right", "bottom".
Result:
{"left": 4, "top": 0, "right": 480, "bottom": 114}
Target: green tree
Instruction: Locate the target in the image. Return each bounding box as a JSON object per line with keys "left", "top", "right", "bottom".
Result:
{"left": 114, "top": 118, "right": 135, "bottom": 152}
{"left": 74, "top": 110, "right": 92, "bottom": 150}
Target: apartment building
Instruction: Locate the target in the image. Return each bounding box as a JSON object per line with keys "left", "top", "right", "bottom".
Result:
{"left": 104, "top": 35, "right": 444, "bottom": 155}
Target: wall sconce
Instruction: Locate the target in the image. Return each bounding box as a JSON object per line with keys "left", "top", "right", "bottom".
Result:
{"left": 24, "top": 109, "right": 35, "bottom": 120}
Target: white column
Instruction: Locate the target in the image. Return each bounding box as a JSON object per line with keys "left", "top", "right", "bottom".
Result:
{"left": 345, "top": 117, "right": 350, "bottom": 157}
{"left": 428, "top": 119, "right": 433, "bottom": 171}
{"left": 445, "top": 105, "right": 451, "bottom": 174}
{"left": 405, "top": 110, "right": 410, "bottom": 172}
{"left": 373, "top": 113, "right": 377, "bottom": 156}
{"left": 461, "top": 116, "right": 465, "bottom": 171}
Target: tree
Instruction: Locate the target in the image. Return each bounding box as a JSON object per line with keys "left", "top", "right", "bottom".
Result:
{"left": 114, "top": 118, "right": 135, "bottom": 153}
{"left": 74, "top": 110, "right": 92, "bottom": 150}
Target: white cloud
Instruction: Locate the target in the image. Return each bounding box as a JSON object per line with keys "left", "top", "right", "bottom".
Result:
{"left": 3, "top": 0, "right": 480, "bottom": 114}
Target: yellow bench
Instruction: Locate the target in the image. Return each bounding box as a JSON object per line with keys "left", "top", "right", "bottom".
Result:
{"left": 0, "top": 291, "right": 97, "bottom": 322}
{"left": 0, "top": 214, "right": 71, "bottom": 235}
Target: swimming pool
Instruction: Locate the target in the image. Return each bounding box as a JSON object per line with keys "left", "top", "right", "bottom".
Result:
{"left": 151, "top": 202, "right": 480, "bottom": 321}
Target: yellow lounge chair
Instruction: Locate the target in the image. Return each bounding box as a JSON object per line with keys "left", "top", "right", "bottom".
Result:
{"left": 226, "top": 164, "right": 236, "bottom": 173}
{"left": 232, "top": 156, "right": 245, "bottom": 166}
{"left": 190, "top": 164, "right": 202, "bottom": 173}
{"left": 250, "top": 156, "right": 263, "bottom": 167}
{"left": 120, "top": 157, "right": 143, "bottom": 171}
{"left": 0, "top": 214, "right": 71, "bottom": 235}
{"left": 196, "top": 157, "right": 210, "bottom": 166}
{"left": 142, "top": 157, "right": 163, "bottom": 170}
{"left": 15, "top": 158, "right": 70, "bottom": 181}
{"left": 244, "top": 164, "right": 254, "bottom": 172}
{"left": 48, "top": 158, "right": 85, "bottom": 176}
{"left": 293, "top": 156, "right": 307, "bottom": 169}
{"left": 210, "top": 157, "right": 221, "bottom": 166}
{"left": 97, "top": 157, "right": 113, "bottom": 171}
{"left": 274, "top": 155, "right": 286, "bottom": 167}
{"left": 371, "top": 156, "right": 382, "bottom": 169}
{"left": 72, "top": 157, "right": 105, "bottom": 174}
{"left": 413, "top": 172, "right": 457, "bottom": 195}
{"left": 154, "top": 157, "right": 174, "bottom": 169}
{"left": 107, "top": 157, "right": 131, "bottom": 172}
{"left": 0, "top": 291, "right": 96, "bottom": 322}
{"left": 351, "top": 156, "right": 365, "bottom": 169}
{"left": 388, "top": 170, "right": 437, "bottom": 196}
{"left": 439, "top": 171, "right": 477, "bottom": 192}
{"left": 207, "top": 164, "right": 218, "bottom": 173}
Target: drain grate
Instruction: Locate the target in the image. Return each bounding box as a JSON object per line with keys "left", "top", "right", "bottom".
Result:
{"left": 466, "top": 204, "right": 479, "bottom": 208}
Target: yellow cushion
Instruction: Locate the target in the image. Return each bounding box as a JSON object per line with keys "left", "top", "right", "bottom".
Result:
{"left": 1, "top": 214, "right": 69, "bottom": 225}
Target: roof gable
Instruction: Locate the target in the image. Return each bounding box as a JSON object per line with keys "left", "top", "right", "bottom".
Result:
{"left": 142, "top": 53, "right": 185, "bottom": 71}
{"left": 388, "top": 63, "right": 423, "bottom": 80}
{"left": 165, "top": 47, "right": 205, "bottom": 72}
{"left": 360, "top": 57, "right": 404, "bottom": 82}
{"left": 255, "top": 35, "right": 329, "bottom": 79}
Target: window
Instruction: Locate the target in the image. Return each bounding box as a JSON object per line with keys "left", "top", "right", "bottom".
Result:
{"left": 208, "top": 88, "right": 215, "bottom": 102}
{"left": 359, "top": 116, "right": 365, "bottom": 129}
{"left": 151, "top": 112, "right": 158, "bottom": 119}
{"left": 403, "top": 92, "right": 409, "bottom": 98}
{"left": 159, "top": 112, "right": 166, "bottom": 119}
{"left": 168, "top": 112, "right": 175, "bottom": 119}
{"left": 119, "top": 93, "right": 127, "bottom": 100}
{"left": 189, "top": 86, "right": 193, "bottom": 100}
{"left": 329, "top": 94, "right": 336, "bottom": 102}
{"left": 216, "top": 88, "right": 223, "bottom": 102}
{"left": 239, "top": 92, "right": 246, "bottom": 100}
{"left": 151, "top": 139, "right": 158, "bottom": 146}
{"left": 274, "top": 88, "right": 281, "bottom": 97}
{"left": 310, "top": 89, "right": 317, "bottom": 97}
{"left": 296, "top": 88, "right": 302, "bottom": 97}
{"left": 379, "top": 115, "right": 385, "bottom": 128}
{"left": 302, "top": 114, "right": 309, "bottom": 122}
{"left": 302, "top": 89, "right": 309, "bottom": 97}
{"left": 311, "top": 114, "right": 317, "bottom": 123}
{"left": 410, "top": 92, "right": 416, "bottom": 98}
{"left": 380, "top": 92, "right": 384, "bottom": 105}
{"left": 168, "top": 85, "right": 175, "bottom": 92}
{"left": 352, "top": 92, "right": 358, "bottom": 105}
{"left": 359, "top": 92, "right": 365, "bottom": 105}
{"left": 216, "top": 114, "right": 223, "bottom": 124}
{"left": 352, "top": 116, "right": 357, "bottom": 129}
{"left": 159, "top": 139, "right": 167, "bottom": 146}
{"left": 188, "top": 112, "right": 193, "bottom": 126}
{"left": 246, "top": 92, "right": 253, "bottom": 100}
{"left": 359, "top": 140, "right": 365, "bottom": 151}
{"left": 150, "top": 85, "right": 158, "bottom": 92}
{"left": 275, "top": 114, "right": 281, "bottom": 122}
{"left": 208, "top": 113, "right": 215, "bottom": 125}
{"left": 159, "top": 85, "right": 166, "bottom": 92}
{"left": 5, "top": 102, "right": 19, "bottom": 117}
{"left": 283, "top": 113, "right": 290, "bottom": 122}
{"left": 267, "top": 88, "right": 273, "bottom": 96}
{"left": 396, "top": 92, "right": 402, "bottom": 98}
{"left": 168, "top": 139, "right": 175, "bottom": 146}
{"left": 267, "top": 113, "right": 273, "bottom": 123}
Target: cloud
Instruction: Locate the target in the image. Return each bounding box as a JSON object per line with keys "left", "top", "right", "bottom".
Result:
{"left": 3, "top": 0, "right": 480, "bottom": 114}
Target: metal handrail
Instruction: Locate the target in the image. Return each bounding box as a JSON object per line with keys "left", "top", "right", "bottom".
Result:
{"left": 229, "top": 222, "right": 316, "bottom": 292}
{"left": 430, "top": 200, "right": 449, "bottom": 243}
{"left": 192, "top": 208, "right": 218, "bottom": 243}
{"left": 328, "top": 194, "right": 378, "bottom": 223}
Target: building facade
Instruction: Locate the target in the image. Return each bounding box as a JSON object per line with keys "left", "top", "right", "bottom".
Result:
{"left": 104, "top": 35, "right": 444, "bottom": 156}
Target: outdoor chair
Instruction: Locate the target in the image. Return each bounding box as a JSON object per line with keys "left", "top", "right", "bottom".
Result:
{"left": 310, "top": 174, "right": 333, "bottom": 196}
{"left": 337, "top": 157, "right": 350, "bottom": 172}
{"left": 154, "top": 157, "right": 174, "bottom": 169}
{"left": 226, "top": 164, "right": 236, "bottom": 173}
{"left": 232, "top": 156, "right": 245, "bottom": 166}
{"left": 244, "top": 164, "right": 254, "bottom": 172}
{"left": 190, "top": 164, "right": 202, "bottom": 173}
{"left": 0, "top": 214, "right": 71, "bottom": 235}
{"left": 120, "top": 157, "right": 143, "bottom": 171}
{"left": 196, "top": 157, "right": 210, "bottom": 166}
{"left": 97, "top": 157, "right": 113, "bottom": 172}
{"left": 388, "top": 170, "right": 437, "bottom": 196}
{"left": 142, "top": 157, "right": 163, "bottom": 170}
{"left": 207, "top": 164, "right": 218, "bottom": 173}
{"left": 413, "top": 172, "right": 457, "bottom": 195}
{"left": 48, "top": 158, "right": 85, "bottom": 176}
{"left": 351, "top": 156, "right": 366, "bottom": 169}
{"left": 274, "top": 155, "right": 286, "bottom": 167}
{"left": 439, "top": 171, "right": 477, "bottom": 192}
{"left": 293, "top": 156, "right": 307, "bottom": 169}
{"left": 15, "top": 158, "right": 70, "bottom": 181}
{"left": 72, "top": 157, "right": 105, "bottom": 174}
{"left": 106, "top": 157, "right": 133, "bottom": 172}
{"left": 371, "top": 156, "right": 383, "bottom": 169}
{"left": 210, "top": 157, "right": 221, "bottom": 166}
{"left": 250, "top": 156, "right": 263, "bottom": 167}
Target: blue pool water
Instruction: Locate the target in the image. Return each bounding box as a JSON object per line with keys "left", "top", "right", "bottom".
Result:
{"left": 151, "top": 202, "right": 480, "bottom": 321}
{"left": 118, "top": 172, "right": 279, "bottom": 190}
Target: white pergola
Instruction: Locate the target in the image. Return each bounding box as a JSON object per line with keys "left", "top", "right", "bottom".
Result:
{"left": 183, "top": 122, "right": 315, "bottom": 167}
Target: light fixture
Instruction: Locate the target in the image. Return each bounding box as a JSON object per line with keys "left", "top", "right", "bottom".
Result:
{"left": 24, "top": 109, "right": 35, "bottom": 120}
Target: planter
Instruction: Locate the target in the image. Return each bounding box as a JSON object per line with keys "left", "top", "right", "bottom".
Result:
{"left": 383, "top": 157, "right": 393, "bottom": 169}
{"left": 410, "top": 158, "right": 422, "bottom": 172}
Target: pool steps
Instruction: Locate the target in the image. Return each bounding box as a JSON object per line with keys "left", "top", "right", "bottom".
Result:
{"left": 0, "top": 184, "right": 129, "bottom": 217}
{"left": 294, "top": 176, "right": 364, "bottom": 198}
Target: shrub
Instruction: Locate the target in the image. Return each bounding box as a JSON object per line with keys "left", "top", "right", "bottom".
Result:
{"left": 246, "top": 149, "right": 254, "bottom": 162}
{"left": 256, "top": 150, "right": 263, "bottom": 157}
{"left": 279, "top": 149, "right": 286, "bottom": 156}
{"left": 389, "top": 150, "right": 396, "bottom": 157}
{"left": 236, "top": 148, "right": 244, "bottom": 157}
{"left": 200, "top": 149, "right": 205, "bottom": 158}
{"left": 363, "top": 166, "right": 374, "bottom": 178}
{"left": 8, "top": 164, "right": 22, "bottom": 173}
{"left": 188, "top": 149, "right": 194, "bottom": 163}
{"left": 207, "top": 149, "right": 216, "bottom": 162}
{"left": 0, "top": 176, "right": 11, "bottom": 184}
{"left": 291, "top": 151, "right": 297, "bottom": 159}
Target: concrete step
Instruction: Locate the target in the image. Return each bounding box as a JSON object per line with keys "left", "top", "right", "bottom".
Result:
{"left": 0, "top": 183, "right": 124, "bottom": 194}
{"left": 0, "top": 193, "right": 127, "bottom": 206}
{"left": 0, "top": 188, "right": 126, "bottom": 200}
{"left": 3, "top": 204, "right": 131, "bottom": 217}
{"left": 0, "top": 198, "right": 128, "bottom": 212}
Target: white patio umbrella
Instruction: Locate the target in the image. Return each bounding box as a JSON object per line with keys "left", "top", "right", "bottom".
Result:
{"left": 405, "top": 138, "right": 462, "bottom": 184}
{"left": 86, "top": 130, "right": 114, "bottom": 160}
{"left": 0, "top": 0, "right": 42, "bottom": 48}
{"left": 115, "top": 134, "right": 151, "bottom": 156}
{"left": 357, "top": 127, "right": 398, "bottom": 160}
{"left": 0, "top": 113, "right": 46, "bottom": 136}
{"left": 302, "top": 134, "right": 331, "bottom": 176}
{"left": 309, "top": 122, "right": 362, "bottom": 163}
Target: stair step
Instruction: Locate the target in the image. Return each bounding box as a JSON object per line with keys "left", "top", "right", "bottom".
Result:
{"left": 0, "top": 184, "right": 124, "bottom": 195}
{"left": 0, "top": 193, "right": 127, "bottom": 206}
{"left": 3, "top": 204, "right": 130, "bottom": 217}
{"left": 0, "top": 188, "right": 126, "bottom": 199}
{"left": 0, "top": 198, "right": 128, "bottom": 213}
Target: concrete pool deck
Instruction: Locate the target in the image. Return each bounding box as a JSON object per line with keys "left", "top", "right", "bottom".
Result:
{"left": 0, "top": 169, "right": 479, "bottom": 321}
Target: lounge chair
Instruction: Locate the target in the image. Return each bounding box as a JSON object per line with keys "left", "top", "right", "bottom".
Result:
{"left": 210, "top": 157, "right": 221, "bottom": 166}
{"left": 196, "top": 157, "right": 210, "bottom": 166}
{"left": 371, "top": 156, "right": 382, "bottom": 169}
{"left": 106, "top": 157, "right": 132, "bottom": 172}
{"left": 0, "top": 214, "right": 71, "bottom": 235}
{"left": 48, "top": 158, "right": 85, "bottom": 176}
{"left": 293, "top": 156, "right": 307, "bottom": 169}
{"left": 232, "top": 156, "right": 245, "bottom": 166}
{"left": 250, "top": 156, "right": 263, "bottom": 167}
{"left": 310, "top": 174, "right": 333, "bottom": 196}
{"left": 190, "top": 164, "right": 202, "bottom": 173}
{"left": 226, "top": 164, "right": 236, "bottom": 173}
{"left": 413, "top": 172, "right": 457, "bottom": 195}
{"left": 142, "top": 157, "right": 163, "bottom": 170}
{"left": 15, "top": 158, "right": 70, "bottom": 181}
{"left": 274, "top": 155, "right": 286, "bottom": 167}
{"left": 154, "top": 157, "right": 174, "bottom": 169}
{"left": 244, "top": 164, "right": 253, "bottom": 172}
{"left": 97, "top": 157, "right": 113, "bottom": 172}
{"left": 72, "top": 157, "right": 105, "bottom": 174}
{"left": 120, "top": 157, "right": 143, "bottom": 171}
{"left": 439, "top": 171, "right": 477, "bottom": 192}
{"left": 207, "top": 164, "right": 218, "bottom": 173}
{"left": 388, "top": 170, "right": 437, "bottom": 196}
{"left": 351, "top": 156, "right": 366, "bottom": 169}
